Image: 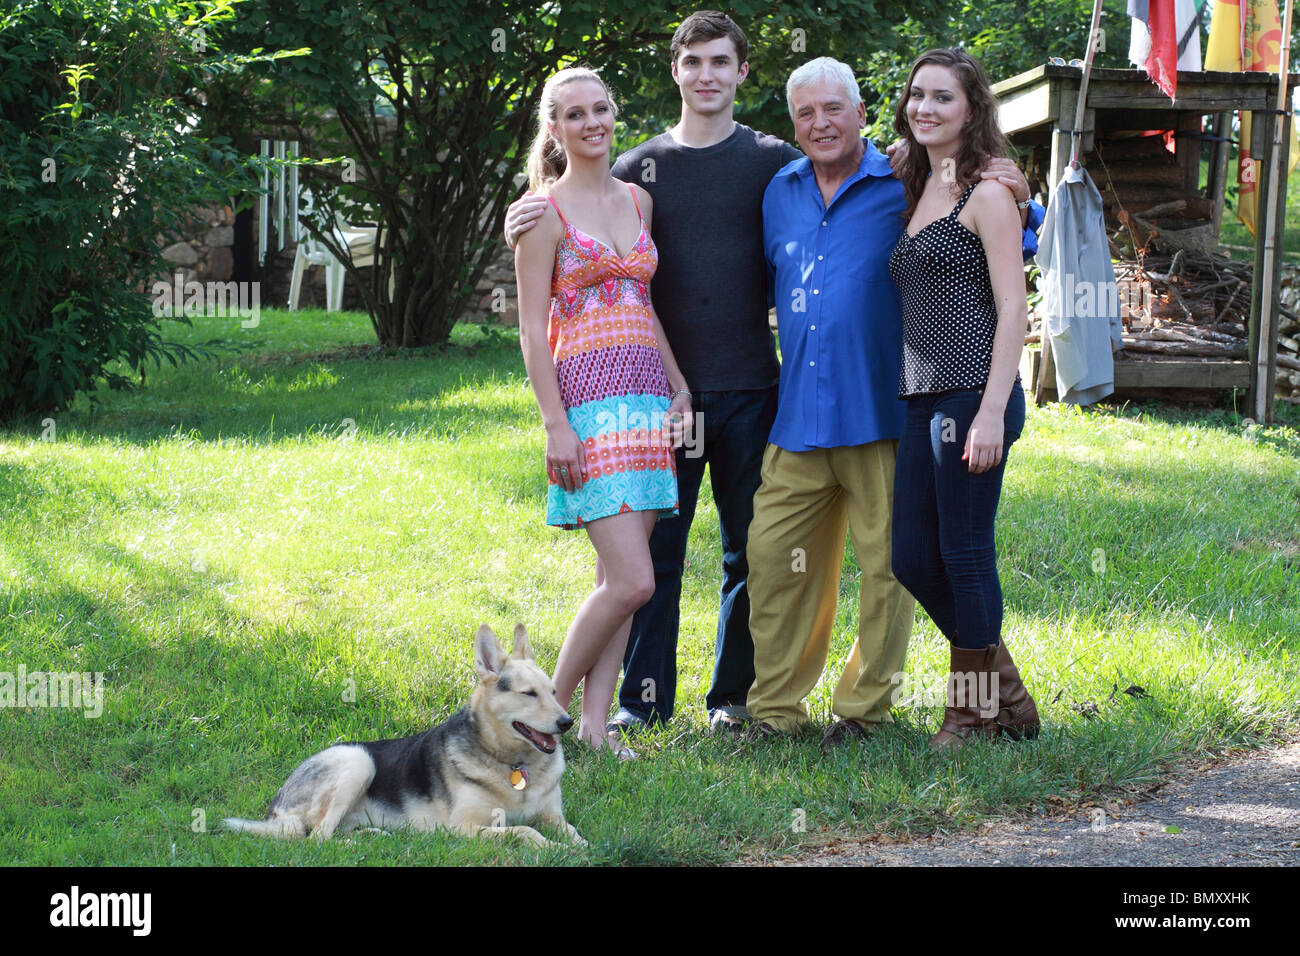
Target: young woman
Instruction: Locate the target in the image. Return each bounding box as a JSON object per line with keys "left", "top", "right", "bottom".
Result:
{"left": 513, "top": 67, "right": 692, "bottom": 758}
{"left": 887, "top": 48, "right": 1040, "bottom": 750}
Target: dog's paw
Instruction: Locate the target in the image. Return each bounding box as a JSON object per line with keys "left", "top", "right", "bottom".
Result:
{"left": 523, "top": 829, "right": 552, "bottom": 849}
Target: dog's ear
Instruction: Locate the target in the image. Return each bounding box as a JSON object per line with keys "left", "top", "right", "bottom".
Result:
{"left": 510, "top": 623, "right": 535, "bottom": 661}
{"left": 474, "top": 624, "right": 508, "bottom": 681}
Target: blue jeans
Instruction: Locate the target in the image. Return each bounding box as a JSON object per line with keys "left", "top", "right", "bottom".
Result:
{"left": 890, "top": 381, "right": 1025, "bottom": 650}
{"left": 617, "top": 386, "right": 779, "bottom": 724}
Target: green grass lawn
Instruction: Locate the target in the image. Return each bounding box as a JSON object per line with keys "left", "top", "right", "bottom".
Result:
{"left": 2, "top": 308, "right": 1298, "bottom": 865}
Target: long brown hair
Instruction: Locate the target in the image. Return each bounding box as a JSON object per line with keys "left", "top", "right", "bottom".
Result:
{"left": 892, "top": 48, "right": 1010, "bottom": 220}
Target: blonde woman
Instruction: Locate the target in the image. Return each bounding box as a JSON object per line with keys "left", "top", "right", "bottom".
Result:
{"left": 513, "top": 67, "right": 692, "bottom": 757}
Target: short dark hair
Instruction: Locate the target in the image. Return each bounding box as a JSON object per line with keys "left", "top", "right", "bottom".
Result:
{"left": 670, "top": 10, "right": 748, "bottom": 67}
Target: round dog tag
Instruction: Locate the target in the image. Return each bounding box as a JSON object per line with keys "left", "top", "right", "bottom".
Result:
{"left": 510, "top": 768, "right": 527, "bottom": 790}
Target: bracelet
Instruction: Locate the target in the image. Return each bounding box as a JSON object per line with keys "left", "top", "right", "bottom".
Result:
{"left": 1016, "top": 199, "right": 1032, "bottom": 210}
{"left": 671, "top": 389, "right": 691, "bottom": 400}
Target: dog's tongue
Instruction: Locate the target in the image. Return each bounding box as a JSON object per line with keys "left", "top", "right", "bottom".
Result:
{"left": 516, "top": 722, "right": 556, "bottom": 751}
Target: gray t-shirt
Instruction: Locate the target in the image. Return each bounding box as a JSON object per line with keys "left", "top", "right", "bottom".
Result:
{"left": 611, "top": 123, "right": 801, "bottom": 392}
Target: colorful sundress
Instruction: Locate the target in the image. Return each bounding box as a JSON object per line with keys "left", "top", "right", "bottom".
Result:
{"left": 543, "top": 183, "right": 678, "bottom": 530}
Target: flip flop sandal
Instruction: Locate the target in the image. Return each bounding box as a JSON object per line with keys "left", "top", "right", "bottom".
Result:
{"left": 605, "top": 730, "right": 638, "bottom": 761}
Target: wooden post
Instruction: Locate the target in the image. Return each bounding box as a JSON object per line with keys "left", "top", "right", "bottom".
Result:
{"left": 1263, "top": 107, "right": 1291, "bottom": 422}
{"left": 1175, "top": 112, "right": 1202, "bottom": 194}
{"left": 1247, "top": 107, "right": 1277, "bottom": 417}
{"left": 1081, "top": 107, "right": 1096, "bottom": 154}
{"left": 1253, "top": 0, "right": 1295, "bottom": 422}
{"left": 1207, "top": 112, "right": 1232, "bottom": 237}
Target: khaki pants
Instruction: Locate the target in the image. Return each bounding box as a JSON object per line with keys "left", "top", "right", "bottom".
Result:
{"left": 746, "top": 440, "right": 914, "bottom": 733}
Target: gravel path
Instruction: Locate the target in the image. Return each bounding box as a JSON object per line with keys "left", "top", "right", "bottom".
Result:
{"left": 762, "top": 739, "right": 1300, "bottom": 866}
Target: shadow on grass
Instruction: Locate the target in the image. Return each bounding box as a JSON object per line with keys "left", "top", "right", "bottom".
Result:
{"left": 3, "top": 336, "right": 532, "bottom": 447}
{"left": 4, "top": 353, "right": 1299, "bottom": 862}
{"left": 823, "top": 441, "right": 1299, "bottom": 652}
{"left": 1, "top": 536, "right": 471, "bottom": 733}
{"left": 2, "top": 508, "right": 1295, "bottom": 865}
{"left": 1087, "top": 398, "right": 1300, "bottom": 461}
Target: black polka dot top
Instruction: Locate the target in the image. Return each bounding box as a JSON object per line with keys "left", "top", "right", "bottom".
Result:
{"left": 889, "top": 180, "right": 1008, "bottom": 398}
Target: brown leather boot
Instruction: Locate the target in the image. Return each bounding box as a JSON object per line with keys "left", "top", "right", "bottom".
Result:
{"left": 929, "top": 645, "right": 1000, "bottom": 751}
{"left": 992, "top": 641, "right": 1040, "bottom": 741}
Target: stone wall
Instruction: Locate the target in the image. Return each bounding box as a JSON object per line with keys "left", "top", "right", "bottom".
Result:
{"left": 151, "top": 199, "right": 1300, "bottom": 388}
{"left": 467, "top": 240, "right": 519, "bottom": 326}
{"left": 151, "top": 200, "right": 369, "bottom": 311}
{"left": 155, "top": 203, "right": 235, "bottom": 287}
{"left": 152, "top": 155, "right": 521, "bottom": 322}
{"left": 257, "top": 244, "right": 372, "bottom": 313}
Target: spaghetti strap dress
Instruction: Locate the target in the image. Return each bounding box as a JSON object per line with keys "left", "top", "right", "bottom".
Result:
{"left": 543, "top": 183, "right": 678, "bottom": 530}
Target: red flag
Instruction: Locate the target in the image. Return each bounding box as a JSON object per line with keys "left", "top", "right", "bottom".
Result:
{"left": 1146, "top": 0, "right": 1179, "bottom": 97}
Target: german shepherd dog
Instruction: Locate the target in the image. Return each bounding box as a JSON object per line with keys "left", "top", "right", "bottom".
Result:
{"left": 224, "top": 624, "right": 585, "bottom": 847}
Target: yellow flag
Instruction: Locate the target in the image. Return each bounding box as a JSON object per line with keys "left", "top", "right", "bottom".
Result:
{"left": 1219, "top": 0, "right": 1300, "bottom": 235}
{"left": 1239, "top": 111, "right": 1259, "bottom": 234}
{"left": 1243, "top": 0, "right": 1284, "bottom": 71}
{"left": 1205, "top": 0, "right": 1243, "bottom": 71}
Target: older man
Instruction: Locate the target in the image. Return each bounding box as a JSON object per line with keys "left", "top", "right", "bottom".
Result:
{"left": 746, "top": 58, "right": 1040, "bottom": 749}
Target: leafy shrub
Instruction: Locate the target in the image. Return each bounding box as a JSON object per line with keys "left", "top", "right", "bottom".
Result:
{"left": 0, "top": 0, "right": 272, "bottom": 422}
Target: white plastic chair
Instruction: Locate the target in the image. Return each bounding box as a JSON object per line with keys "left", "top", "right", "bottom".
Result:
{"left": 288, "top": 193, "right": 381, "bottom": 311}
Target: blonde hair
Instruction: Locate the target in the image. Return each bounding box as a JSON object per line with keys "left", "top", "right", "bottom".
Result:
{"left": 525, "top": 67, "right": 618, "bottom": 193}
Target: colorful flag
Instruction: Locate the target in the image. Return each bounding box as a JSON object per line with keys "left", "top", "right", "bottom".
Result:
{"left": 1129, "top": 0, "right": 1182, "bottom": 97}
{"left": 1204, "top": 0, "right": 1244, "bottom": 70}
{"left": 1131, "top": 0, "right": 1205, "bottom": 75}
{"left": 1206, "top": 0, "right": 1298, "bottom": 235}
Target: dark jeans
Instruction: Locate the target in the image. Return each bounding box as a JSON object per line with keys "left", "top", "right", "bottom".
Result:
{"left": 890, "top": 380, "right": 1025, "bottom": 650}
{"left": 617, "top": 386, "right": 779, "bottom": 724}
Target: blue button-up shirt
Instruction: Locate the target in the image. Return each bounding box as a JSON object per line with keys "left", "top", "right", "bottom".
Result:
{"left": 763, "top": 138, "right": 909, "bottom": 451}
{"left": 763, "top": 137, "right": 1044, "bottom": 452}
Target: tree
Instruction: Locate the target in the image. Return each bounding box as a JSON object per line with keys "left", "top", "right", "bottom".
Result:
{"left": 211, "top": 0, "right": 949, "bottom": 349}
{"left": 0, "top": 0, "right": 282, "bottom": 422}
{"left": 857, "top": 0, "right": 1107, "bottom": 142}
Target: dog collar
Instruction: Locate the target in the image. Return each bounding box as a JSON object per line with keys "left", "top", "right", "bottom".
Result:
{"left": 510, "top": 765, "right": 528, "bottom": 790}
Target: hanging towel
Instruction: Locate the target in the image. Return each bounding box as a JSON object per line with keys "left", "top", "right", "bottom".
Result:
{"left": 1035, "top": 164, "right": 1123, "bottom": 405}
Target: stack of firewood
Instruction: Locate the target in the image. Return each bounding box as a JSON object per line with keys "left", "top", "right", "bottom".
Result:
{"left": 1279, "top": 269, "right": 1300, "bottom": 403}
{"left": 1021, "top": 125, "right": 1300, "bottom": 402}
{"left": 1111, "top": 250, "right": 1300, "bottom": 403}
